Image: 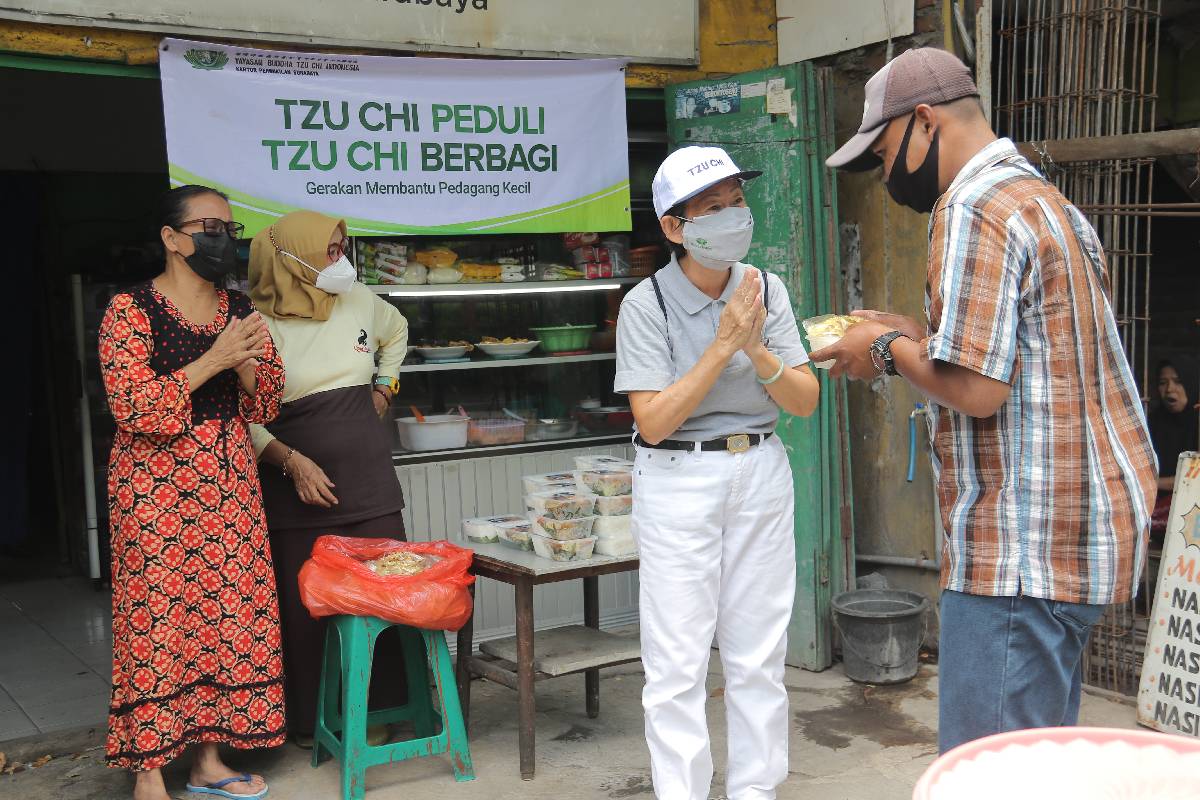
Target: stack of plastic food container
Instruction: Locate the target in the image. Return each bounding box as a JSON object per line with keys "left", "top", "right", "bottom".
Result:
{"left": 574, "top": 456, "right": 636, "bottom": 556}
{"left": 522, "top": 473, "right": 598, "bottom": 562}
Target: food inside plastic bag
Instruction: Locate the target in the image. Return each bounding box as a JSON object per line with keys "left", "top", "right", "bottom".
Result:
{"left": 298, "top": 537, "right": 474, "bottom": 630}
{"left": 414, "top": 247, "right": 458, "bottom": 268}
{"left": 366, "top": 550, "right": 437, "bottom": 576}
{"left": 802, "top": 314, "right": 862, "bottom": 339}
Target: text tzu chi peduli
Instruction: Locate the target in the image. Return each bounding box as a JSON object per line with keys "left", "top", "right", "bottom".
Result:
{"left": 261, "top": 99, "right": 559, "bottom": 174}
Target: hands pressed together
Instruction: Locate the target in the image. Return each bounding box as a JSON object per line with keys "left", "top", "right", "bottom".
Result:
{"left": 715, "top": 268, "right": 768, "bottom": 359}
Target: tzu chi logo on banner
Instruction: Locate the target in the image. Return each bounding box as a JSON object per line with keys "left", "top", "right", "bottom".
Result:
{"left": 158, "top": 38, "right": 632, "bottom": 237}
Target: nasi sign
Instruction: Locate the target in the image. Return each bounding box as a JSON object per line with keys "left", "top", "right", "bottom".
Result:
{"left": 1139, "top": 451, "right": 1200, "bottom": 738}
{"left": 0, "top": 0, "right": 698, "bottom": 64}
{"left": 159, "top": 39, "right": 631, "bottom": 236}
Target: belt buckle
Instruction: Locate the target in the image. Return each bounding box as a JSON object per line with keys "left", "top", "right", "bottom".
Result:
{"left": 726, "top": 434, "right": 751, "bottom": 454}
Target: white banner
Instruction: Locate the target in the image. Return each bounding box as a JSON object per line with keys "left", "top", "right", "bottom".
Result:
{"left": 1139, "top": 451, "right": 1200, "bottom": 737}
{"left": 0, "top": 1, "right": 698, "bottom": 64}
{"left": 159, "top": 38, "right": 631, "bottom": 236}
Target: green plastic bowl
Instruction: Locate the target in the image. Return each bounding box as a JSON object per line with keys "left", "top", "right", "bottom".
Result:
{"left": 529, "top": 324, "right": 596, "bottom": 353}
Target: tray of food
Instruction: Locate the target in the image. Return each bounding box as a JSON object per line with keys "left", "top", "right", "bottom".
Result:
{"left": 574, "top": 406, "right": 634, "bottom": 434}
{"left": 467, "top": 417, "right": 526, "bottom": 446}
{"left": 525, "top": 418, "right": 579, "bottom": 442}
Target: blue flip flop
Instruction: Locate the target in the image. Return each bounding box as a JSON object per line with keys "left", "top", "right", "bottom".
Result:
{"left": 186, "top": 773, "right": 268, "bottom": 799}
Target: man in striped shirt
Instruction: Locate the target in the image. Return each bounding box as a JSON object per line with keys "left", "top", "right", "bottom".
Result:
{"left": 814, "top": 48, "right": 1157, "bottom": 753}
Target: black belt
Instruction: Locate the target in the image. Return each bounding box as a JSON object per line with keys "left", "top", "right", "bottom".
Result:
{"left": 634, "top": 432, "right": 772, "bottom": 454}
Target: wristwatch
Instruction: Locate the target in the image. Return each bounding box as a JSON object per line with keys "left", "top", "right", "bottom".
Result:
{"left": 374, "top": 375, "right": 400, "bottom": 395}
{"left": 869, "top": 331, "right": 909, "bottom": 377}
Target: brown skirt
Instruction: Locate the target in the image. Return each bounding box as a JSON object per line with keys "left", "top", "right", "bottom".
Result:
{"left": 269, "top": 510, "right": 412, "bottom": 735}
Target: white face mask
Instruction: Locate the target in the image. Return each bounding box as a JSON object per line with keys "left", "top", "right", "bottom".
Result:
{"left": 679, "top": 205, "right": 754, "bottom": 271}
{"left": 281, "top": 249, "right": 357, "bottom": 295}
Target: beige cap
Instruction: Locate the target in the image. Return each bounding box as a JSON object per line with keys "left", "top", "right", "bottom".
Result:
{"left": 826, "top": 47, "right": 978, "bottom": 172}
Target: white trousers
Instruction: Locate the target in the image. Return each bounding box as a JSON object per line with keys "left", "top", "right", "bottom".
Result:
{"left": 633, "top": 435, "right": 796, "bottom": 800}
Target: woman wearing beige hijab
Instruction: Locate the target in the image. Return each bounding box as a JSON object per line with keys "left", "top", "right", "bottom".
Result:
{"left": 248, "top": 210, "right": 410, "bottom": 747}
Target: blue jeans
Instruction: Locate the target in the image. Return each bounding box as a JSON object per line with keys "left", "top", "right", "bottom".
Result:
{"left": 938, "top": 590, "right": 1105, "bottom": 754}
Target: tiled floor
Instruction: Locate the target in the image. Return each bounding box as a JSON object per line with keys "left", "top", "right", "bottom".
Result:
{"left": 0, "top": 577, "right": 112, "bottom": 741}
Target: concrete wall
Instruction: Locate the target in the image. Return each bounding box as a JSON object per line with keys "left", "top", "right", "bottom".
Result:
{"left": 814, "top": 2, "right": 950, "bottom": 643}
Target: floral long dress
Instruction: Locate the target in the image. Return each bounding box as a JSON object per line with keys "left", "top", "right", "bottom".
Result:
{"left": 100, "top": 284, "right": 288, "bottom": 771}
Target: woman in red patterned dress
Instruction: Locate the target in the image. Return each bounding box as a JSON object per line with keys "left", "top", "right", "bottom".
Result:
{"left": 100, "top": 185, "right": 287, "bottom": 800}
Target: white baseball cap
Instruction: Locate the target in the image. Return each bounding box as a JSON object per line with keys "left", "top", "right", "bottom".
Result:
{"left": 651, "top": 145, "right": 762, "bottom": 218}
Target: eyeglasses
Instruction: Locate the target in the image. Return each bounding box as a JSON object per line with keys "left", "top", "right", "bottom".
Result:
{"left": 177, "top": 218, "right": 245, "bottom": 240}
{"left": 327, "top": 239, "right": 349, "bottom": 261}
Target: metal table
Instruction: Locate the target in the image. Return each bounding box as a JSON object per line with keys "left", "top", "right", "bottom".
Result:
{"left": 455, "top": 543, "right": 641, "bottom": 779}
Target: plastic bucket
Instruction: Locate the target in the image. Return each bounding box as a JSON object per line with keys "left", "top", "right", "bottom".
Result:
{"left": 832, "top": 589, "right": 929, "bottom": 685}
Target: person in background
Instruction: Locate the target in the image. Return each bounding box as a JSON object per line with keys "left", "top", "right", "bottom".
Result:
{"left": 1148, "top": 358, "right": 1199, "bottom": 533}
{"left": 101, "top": 185, "right": 285, "bottom": 800}
{"left": 815, "top": 48, "right": 1157, "bottom": 754}
{"left": 616, "top": 145, "right": 820, "bottom": 800}
{"left": 247, "top": 210, "right": 410, "bottom": 748}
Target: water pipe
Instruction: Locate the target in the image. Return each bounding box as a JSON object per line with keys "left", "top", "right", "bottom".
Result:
{"left": 907, "top": 402, "right": 926, "bottom": 482}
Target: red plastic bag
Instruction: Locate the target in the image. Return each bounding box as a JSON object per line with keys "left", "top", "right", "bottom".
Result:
{"left": 298, "top": 536, "right": 475, "bottom": 631}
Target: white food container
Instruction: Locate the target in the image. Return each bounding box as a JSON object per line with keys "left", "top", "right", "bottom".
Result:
{"left": 801, "top": 314, "right": 862, "bottom": 370}
{"left": 594, "top": 533, "right": 637, "bottom": 557}
{"left": 576, "top": 469, "right": 634, "bottom": 497}
{"left": 496, "top": 520, "right": 534, "bottom": 551}
{"left": 594, "top": 495, "right": 633, "bottom": 516}
{"left": 574, "top": 454, "right": 634, "bottom": 471}
{"left": 592, "top": 514, "right": 632, "bottom": 538}
{"left": 524, "top": 491, "right": 597, "bottom": 520}
{"left": 460, "top": 514, "right": 526, "bottom": 544}
{"left": 531, "top": 533, "right": 597, "bottom": 562}
{"left": 396, "top": 415, "right": 469, "bottom": 452}
{"left": 475, "top": 341, "right": 540, "bottom": 359}
{"left": 522, "top": 472, "right": 579, "bottom": 495}
{"left": 529, "top": 514, "right": 596, "bottom": 541}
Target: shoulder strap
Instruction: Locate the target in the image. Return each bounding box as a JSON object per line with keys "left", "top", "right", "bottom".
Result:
{"left": 762, "top": 269, "right": 770, "bottom": 313}
{"left": 648, "top": 274, "right": 673, "bottom": 355}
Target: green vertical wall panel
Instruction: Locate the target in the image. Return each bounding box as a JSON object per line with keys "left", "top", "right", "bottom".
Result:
{"left": 665, "top": 63, "right": 852, "bottom": 671}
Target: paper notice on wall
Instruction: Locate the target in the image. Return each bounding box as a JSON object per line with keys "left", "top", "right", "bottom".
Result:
{"left": 766, "top": 78, "right": 791, "bottom": 114}
{"left": 742, "top": 81, "right": 767, "bottom": 99}
{"left": 1139, "top": 451, "right": 1200, "bottom": 738}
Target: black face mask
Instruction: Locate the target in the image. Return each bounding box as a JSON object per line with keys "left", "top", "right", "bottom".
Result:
{"left": 183, "top": 231, "right": 238, "bottom": 283}
{"left": 886, "top": 114, "right": 941, "bottom": 214}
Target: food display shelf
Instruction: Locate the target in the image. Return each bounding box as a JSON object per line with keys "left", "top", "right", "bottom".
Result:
{"left": 391, "top": 433, "right": 630, "bottom": 465}
{"left": 400, "top": 352, "right": 616, "bottom": 374}
{"left": 368, "top": 277, "right": 640, "bottom": 297}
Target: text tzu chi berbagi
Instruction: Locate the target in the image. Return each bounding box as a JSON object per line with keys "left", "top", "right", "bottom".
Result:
{"left": 262, "top": 99, "right": 556, "bottom": 195}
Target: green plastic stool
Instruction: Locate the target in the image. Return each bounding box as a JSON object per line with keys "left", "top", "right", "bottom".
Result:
{"left": 312, "top": 615, "right": 475, "bottom": 799}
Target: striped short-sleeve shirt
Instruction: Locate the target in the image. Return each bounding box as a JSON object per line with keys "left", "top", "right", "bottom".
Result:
{"left": 924, "top": 138, "right": 1157, "bottom": 605}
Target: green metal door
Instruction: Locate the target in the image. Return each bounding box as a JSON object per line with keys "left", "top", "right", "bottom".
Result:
{"left": 665, "top": 64, "right": 852, "bottom": 671}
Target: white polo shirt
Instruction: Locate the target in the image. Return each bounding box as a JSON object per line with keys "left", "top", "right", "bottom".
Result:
{"left": 614, "top": 256, "right": 809, "bottom": 439}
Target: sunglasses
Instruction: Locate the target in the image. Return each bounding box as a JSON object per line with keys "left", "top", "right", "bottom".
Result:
{"left": 177, "top": 218, "right": 245, "bottom": 240}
